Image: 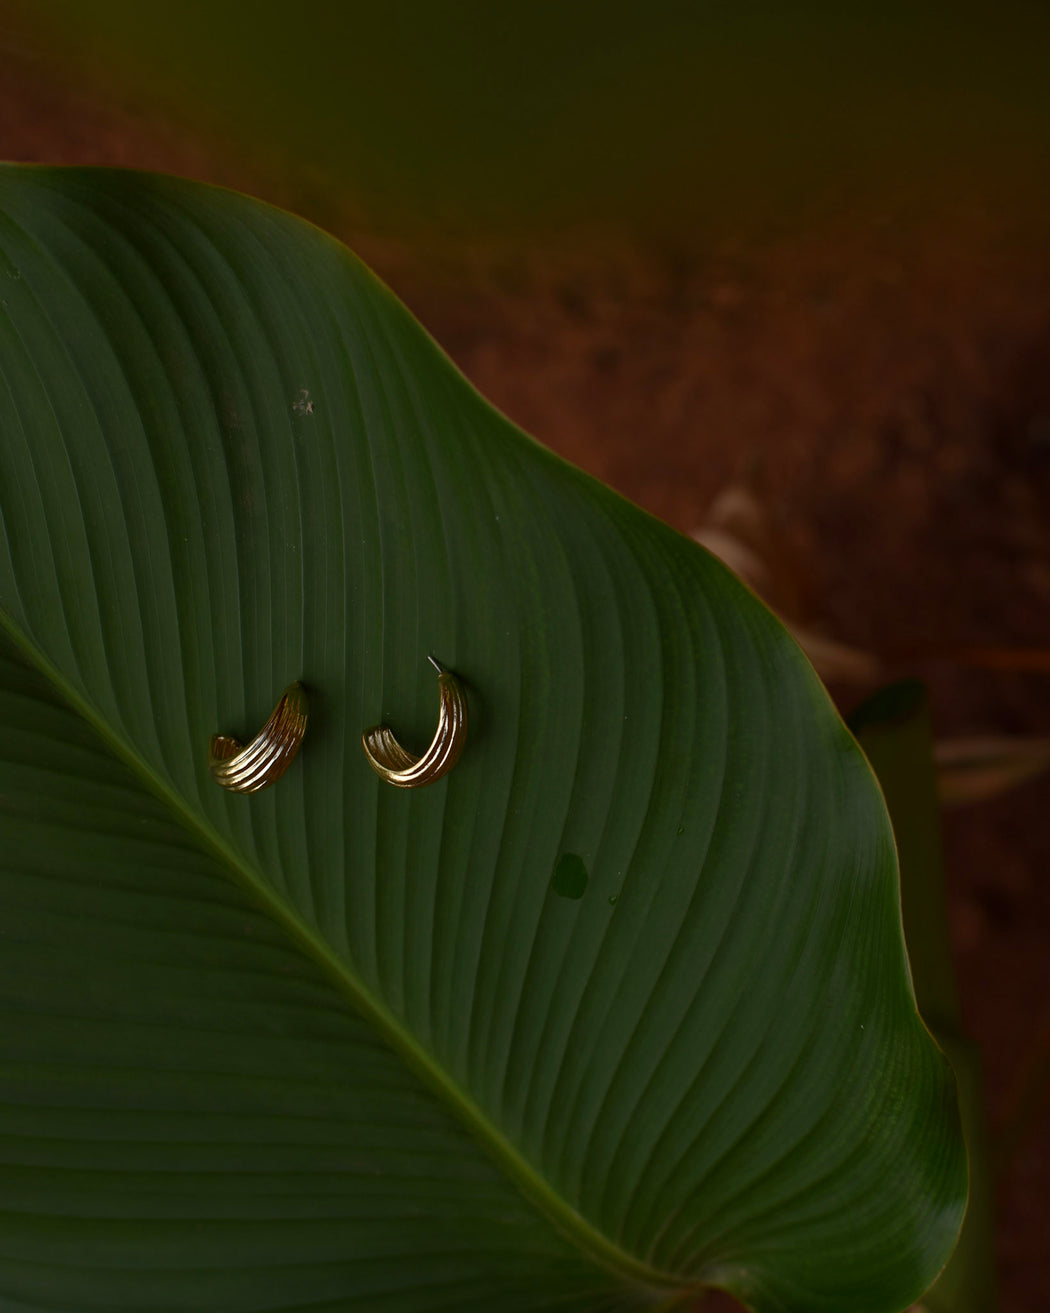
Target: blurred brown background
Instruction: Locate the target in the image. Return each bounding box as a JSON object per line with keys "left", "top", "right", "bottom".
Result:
{"left": 2, "top": 3, "right": 1049, "bottom": 1307}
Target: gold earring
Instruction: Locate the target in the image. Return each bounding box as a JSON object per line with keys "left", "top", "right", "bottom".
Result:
{"left": 208, "top": 682, "right": 308, "bottom": 793}
{"left": 362, "top": 656, "right": 468, "bottom": 788}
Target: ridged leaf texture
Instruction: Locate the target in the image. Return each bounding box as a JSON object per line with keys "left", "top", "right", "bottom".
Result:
{"left": 0, "top": 168, "right": 965, "bottom": 1313}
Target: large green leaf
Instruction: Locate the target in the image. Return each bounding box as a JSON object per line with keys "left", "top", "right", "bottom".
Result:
{"left": 0, "top": 168, "right": 964, "bottom": 1312}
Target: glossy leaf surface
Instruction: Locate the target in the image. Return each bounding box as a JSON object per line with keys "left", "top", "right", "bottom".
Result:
{"left": 0, "top": 168, "right": 965, "bottom": 1312}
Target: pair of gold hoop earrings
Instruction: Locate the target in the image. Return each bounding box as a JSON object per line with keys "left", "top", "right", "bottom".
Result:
{"left": 207, "top": 657, "right": 467, "bottom": 794}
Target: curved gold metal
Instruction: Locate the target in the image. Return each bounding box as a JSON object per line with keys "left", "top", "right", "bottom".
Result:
{"left": 362, "top": 657, "right": 468, "bottom": 788}
{"left": 208, "top": 682, "right": 308, "bottom": 793}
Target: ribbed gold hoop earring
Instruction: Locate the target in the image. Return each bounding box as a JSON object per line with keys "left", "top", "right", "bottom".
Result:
{"left": 208, "top": 682, "right": 308, "bottom": 793}
{"left": 362, "top": 656, "right": 468, "bottom": 788}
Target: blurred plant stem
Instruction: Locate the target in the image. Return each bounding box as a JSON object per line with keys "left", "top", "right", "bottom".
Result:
{"left": 850, "top": 683, "right": 996, "bottom": 1313}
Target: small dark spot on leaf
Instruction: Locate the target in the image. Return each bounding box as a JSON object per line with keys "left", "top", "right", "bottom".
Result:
{"left": 552, "top": 852, "right": 588, "bottom": 900}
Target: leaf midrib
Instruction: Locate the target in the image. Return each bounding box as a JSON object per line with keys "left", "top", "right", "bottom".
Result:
{"left": 0, "top": 607, "right": 697, "bottom": 1301}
